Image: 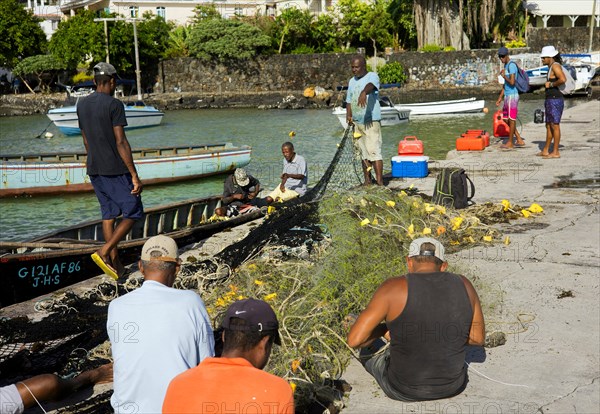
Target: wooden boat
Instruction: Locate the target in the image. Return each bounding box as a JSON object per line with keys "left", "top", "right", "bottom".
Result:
{"left": 47, "top": 102, "right": 164, "bottom": 136}
{"left": 0, "top": 143, "right": 252, "bottom": 197}
{"left": 332, "top": 97, "right": 411, "bottom": 128}
{"left": 0, "top": 196, "right": 265, "bottom": 307}
{"left": 394, "top": 97, "right": 485, "bottom": 116}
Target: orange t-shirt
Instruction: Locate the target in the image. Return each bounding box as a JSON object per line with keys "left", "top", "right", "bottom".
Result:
{"left": 163, "top": 357, "right": 295, "bottom": 413}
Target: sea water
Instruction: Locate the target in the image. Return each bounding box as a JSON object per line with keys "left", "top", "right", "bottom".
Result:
{"left": 0, "top": 99, "right": 581, "bottom": 240}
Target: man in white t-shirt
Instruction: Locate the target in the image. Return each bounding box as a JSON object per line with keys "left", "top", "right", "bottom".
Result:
{"left": 265, "top": 141, "right": 308, "bottom": 204}
{"left": 107, "top": 235, "right": 214, "bottom": 413}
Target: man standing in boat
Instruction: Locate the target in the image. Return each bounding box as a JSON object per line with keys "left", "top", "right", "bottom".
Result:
{"left": 496, "top": 46, "right": 526, "bottom": 150}
{"left": 77, "top": 62, "right": 143, "bottom": 279}
{"left": 346, "top": 55, "right": 384, "bottom": 186}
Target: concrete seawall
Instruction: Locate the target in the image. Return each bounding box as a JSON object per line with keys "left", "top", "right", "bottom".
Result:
{"left": 343, "top": 100, "right": 600, "bottom": 412}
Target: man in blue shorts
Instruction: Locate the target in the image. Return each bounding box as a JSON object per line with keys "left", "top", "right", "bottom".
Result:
{"left": 346, "top": 55, "right": 383, "bottom": 186}
{"left": 77, "top": 62, "right": 143, "bottom": 279}
{"left": 496, "top": 46, "right": 526, "bottom": 150}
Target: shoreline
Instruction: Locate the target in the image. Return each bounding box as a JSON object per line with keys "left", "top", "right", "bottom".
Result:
{"left": 0, "top": 84, "right": 556, "bottom": 117}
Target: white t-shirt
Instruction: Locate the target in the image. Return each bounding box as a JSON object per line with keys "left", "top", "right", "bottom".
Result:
{"left": 283, "top": 154, "right": 308, "bottom": 195}
{"left": 107, "top": 280, "right": 214, "bottom": 413}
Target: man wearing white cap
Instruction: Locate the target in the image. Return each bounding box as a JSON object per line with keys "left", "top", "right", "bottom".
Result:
{"left": 107, "top": 235, "right": 214, "bottom": 413}
{"left": 347, "top": 238, "right": 485, "bottom": 401}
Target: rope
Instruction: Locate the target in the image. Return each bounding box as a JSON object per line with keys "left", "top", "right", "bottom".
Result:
{"left": 466, "top": 362, "right": 532, "bottom": 388}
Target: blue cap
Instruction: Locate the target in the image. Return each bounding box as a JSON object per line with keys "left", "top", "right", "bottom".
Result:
{"left": 498, "top": 47, "right": 509, "bottom": 56}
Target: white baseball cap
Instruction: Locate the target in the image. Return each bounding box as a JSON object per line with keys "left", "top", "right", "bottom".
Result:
{"left": 408, "top": 237, "right": 445, "bottom": 261}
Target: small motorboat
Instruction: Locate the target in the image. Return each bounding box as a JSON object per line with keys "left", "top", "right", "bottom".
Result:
{"left": 394, "top": 97, "right": 485, "bottom": 116}
{"left": 47, "top": 80, "right": 164, "bottom": 135}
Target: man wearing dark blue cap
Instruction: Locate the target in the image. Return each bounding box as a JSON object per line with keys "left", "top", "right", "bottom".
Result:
{"left": 78, "top": 62, "right": 144, "bottom": 279}
{"left": 495, "top": 46, "right": 526, "bottom": 149}
{"left": 163, "top": 298, "right": 294, "bottom": 413}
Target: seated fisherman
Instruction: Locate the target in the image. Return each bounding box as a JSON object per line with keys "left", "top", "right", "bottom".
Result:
{"left": 216, "top": 168, "right": 261, "bottom": 217}
{"left": 265, "top": 142, "right": 307, "bottom": 204}
{"left": 347, "top": 238, "right": 485, "bottom": 401}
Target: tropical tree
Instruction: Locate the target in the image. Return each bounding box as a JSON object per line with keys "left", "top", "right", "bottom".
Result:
{"left": 274, "top": 9, "right": 314, "bottom": 54}
{"left": 387, "top": 0, "right": 417, "bottom": 50}
{"left": 13, "top": 55, "right": 66, "bottom": 93}
{"left": 358, "top": 1, "right": 394, "bottom": 57}
{"left": 186, "top": 19, "right": 271, "bottom": 61}
{"left": 190, "top": 4, "right": 221, "bottom": 25}
{"left": 335, "top": 0, "right": 370, "bottom": 50}
{"left": 165, "top": 26, "right": 191, "bottom": 59}
{"left": 48, "top": 10, "right": 104, "bottom": 70}
{"left": 0, "top": 0, "right": 47, "bottom": 68}
{"left": 312, "top": 14, "right": 342, "bottom": 53}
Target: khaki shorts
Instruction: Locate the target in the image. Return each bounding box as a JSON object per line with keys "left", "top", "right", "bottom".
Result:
{"left": 355, "top": 121, "right": 382, "bottom": 161}
{"left": 267, "top": 186, "right": 299, "bottom": 203}
{"left": 0, "top": 384, "right": 24, "bottom": 414}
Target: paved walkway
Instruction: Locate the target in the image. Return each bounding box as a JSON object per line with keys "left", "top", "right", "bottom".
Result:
{"left": 343, "top": 100, "right": 600, "bottom": 413}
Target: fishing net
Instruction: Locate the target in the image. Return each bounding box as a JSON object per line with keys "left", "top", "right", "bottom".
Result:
{"left": 0, "top": 123, "right": 545, "bottom": 412}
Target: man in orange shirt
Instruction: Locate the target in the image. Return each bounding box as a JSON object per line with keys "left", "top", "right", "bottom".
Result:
{"left": 163, "top": 299, "right": 294, "bottom": 413}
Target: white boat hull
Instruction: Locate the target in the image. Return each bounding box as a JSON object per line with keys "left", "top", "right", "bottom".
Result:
{"left": 394, "top": 97, "right": 485, "bottom": 115}
{"left": 47, "top": 104, "right": 164, "bottom": 136}
{"left": 0, "top": 144, "right": 251, "bottom": 197}
{"left": 332, "top": 106, "right": 410, "bottom": 128}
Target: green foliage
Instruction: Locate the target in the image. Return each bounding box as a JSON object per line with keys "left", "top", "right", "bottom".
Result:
{"left": 13, "top": 54, "right": 66, "bottom": 92}
{"left": 0, "top": 0, "right": 47, "bottom": 68}
{"left": 357, "top": 0, "right": 394, "bottom": 54}
{"left": 164, "top": 26, "right": 191, "bottom": 59}
{"left": 505, "top": 39, "right": 526, "bottom": 48}
{"left": 387, "top": 0, "right": 417, "bottom": 50}
{"left": 377, "top": 62, "right": 407, "bottom": 84}
{"left": 48, "top": 10, "right": 104, "bottom": 70}
{"left": 311, "top": 14, "right": 341, "bottom": 53}
{"left": 443, "top": 46, "right": 456, "bottom": 51}
{"left": 420, "top": 44, "right": 443, "bottom": 52}
{"left": 274, "top": 8, "right": 314, "bottom": 54}
{"left": 190, "top": 4, "right": 221, "bottom": 25}
{"left": 291, "top": 44, "right": 315, "bottom": 55}
{"left": 335, "top": 0, "right": 369, "bottom": 50}
{"left": 186, "top": 19, "right": 271, "bottom": 61}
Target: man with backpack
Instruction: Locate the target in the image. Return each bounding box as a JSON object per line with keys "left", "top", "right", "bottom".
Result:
{"left": 495, "top": 46, "right": 526, "bottom": 150}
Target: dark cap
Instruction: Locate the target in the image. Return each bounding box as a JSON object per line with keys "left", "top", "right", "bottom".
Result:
{"left": 498, "top": 46, "right": 509, "bottom": 56}
{"left": 93, "top": 62, "right": 118, "bottom": 78}
{"left": 222, "top": 298, "right": 281, "bottom": 345}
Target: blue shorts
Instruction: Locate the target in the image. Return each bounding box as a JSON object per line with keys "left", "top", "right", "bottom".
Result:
{"left": 90, "top": 174, "right": 144, "bottom": 220}
{"left": 545, "top": 97, "right": 564, "bottom": 124}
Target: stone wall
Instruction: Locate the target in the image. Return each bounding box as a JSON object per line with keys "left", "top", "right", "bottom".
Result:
{"left": 527, "top": 27, "right": 600, "bottom": 54}
{"left": 159, "top": 49, "right": 519, "bottom": 97}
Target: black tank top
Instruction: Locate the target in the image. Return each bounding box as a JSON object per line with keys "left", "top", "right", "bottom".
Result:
{"left": 386, "top": 272, "right": 473, "bottom": 400}
{"left": 546, "top": 63, "right": 563, "bottom": 99}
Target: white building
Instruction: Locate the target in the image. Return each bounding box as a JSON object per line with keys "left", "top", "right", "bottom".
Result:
{"left": 20, "top": 0, "right": 62, "bottom": 39}
{"left": 57, "top": 0, "right": 335, "bottom": 27}
{"left": 523, "top": 0, "right": 600, "bottom": 28}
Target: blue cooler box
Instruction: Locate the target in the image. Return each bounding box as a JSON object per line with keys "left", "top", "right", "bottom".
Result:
{"left": 391, "top": 155, "right": 429, "bottom": 178}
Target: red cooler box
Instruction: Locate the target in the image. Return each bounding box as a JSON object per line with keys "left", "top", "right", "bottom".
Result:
{"left": 398, "top": 136, "right": 424, "bottom": 155}
{"left": 493, "top": 110, "right": 510, "bottom": 138}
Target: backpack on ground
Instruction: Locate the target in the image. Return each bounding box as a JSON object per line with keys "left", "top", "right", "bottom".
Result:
{"left": 432, "top": 168, "right": 475, "bottom": 209}
{"left": 509, "top": 61, "right": 530, "bottom": 93}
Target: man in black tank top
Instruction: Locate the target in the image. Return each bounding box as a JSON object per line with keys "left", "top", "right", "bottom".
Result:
{"left": 347, "top": 238, "right": 485, "bottom": 401}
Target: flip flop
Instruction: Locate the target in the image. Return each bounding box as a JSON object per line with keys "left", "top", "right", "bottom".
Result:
{"left": 515, "top": 143, "right": 526, "bottom": 148}
{"left": 535, "top": 152, "right": 549, "bottom": 157}
{"left": 91, "top": 252, "right": 119, "bottom": 280}
{"left": 542, "top": 154, "right": 561, "bottom": 159}
{"left": 499, "top": 146, "right": 516, "bottom": 151}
